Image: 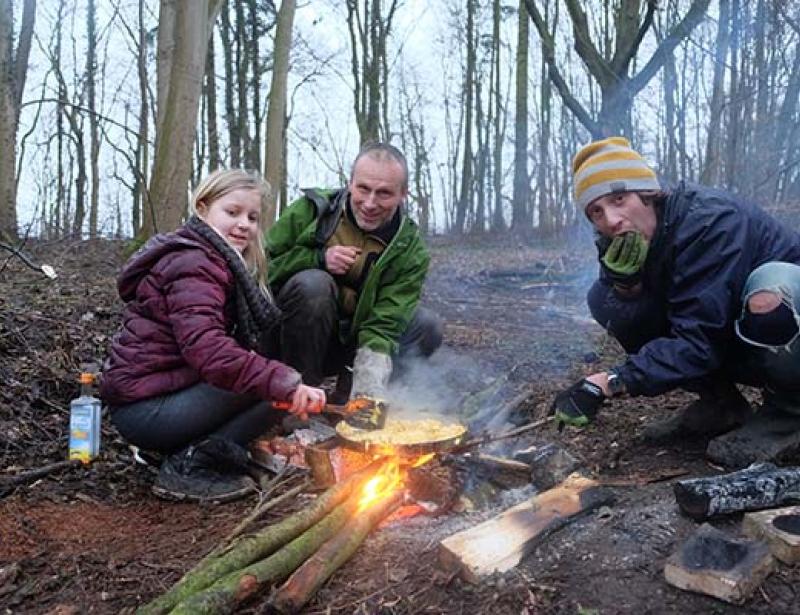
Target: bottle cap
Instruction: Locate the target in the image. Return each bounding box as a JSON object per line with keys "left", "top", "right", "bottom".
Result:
{"left": 79, "top": 372, "right": 95, "bottom": 385}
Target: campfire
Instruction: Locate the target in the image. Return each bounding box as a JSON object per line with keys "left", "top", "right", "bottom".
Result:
{"left": 144, "top": 409, "right": 566, "bottom": 613}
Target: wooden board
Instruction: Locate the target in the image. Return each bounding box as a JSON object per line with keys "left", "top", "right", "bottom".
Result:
{"left": 743, "top": 505, "right": 800, "bottom": 564}
{"left": 664, "top": 523, "right": 775, "bottom": 604}
{"left": 438, "top": 474, "right": 612, "bottom": 583}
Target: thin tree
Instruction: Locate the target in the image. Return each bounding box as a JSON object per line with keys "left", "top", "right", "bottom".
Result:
{"left": 264, "top": 0, "right": 296, "bottom": 227}
{"left": 454, "top": 0, "right": 476, "bottom": 234}
{"left": 143, "top": 0, "right": 223, "bottom": 239}
{"left": 0, "top": 0, "right": 36, "bottom": 241}
{"left": 511, "top": 0, "right": 529, "bottom": 232}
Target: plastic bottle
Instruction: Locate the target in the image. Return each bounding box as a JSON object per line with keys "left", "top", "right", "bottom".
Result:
{"left": 68, "top": 372, "right": 102, "bottom": 463}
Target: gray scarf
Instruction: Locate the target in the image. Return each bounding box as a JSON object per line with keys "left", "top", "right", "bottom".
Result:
{"left": 186, "top": 215, "right": 282, "bottom": 353}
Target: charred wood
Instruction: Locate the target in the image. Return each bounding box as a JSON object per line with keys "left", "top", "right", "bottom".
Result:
{"left": 674, "top": 463, "right": 800, "bottom": 520}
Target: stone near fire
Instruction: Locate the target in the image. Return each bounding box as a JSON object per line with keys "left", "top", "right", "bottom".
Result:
{"left": 438, "top": 474, "right": 613, "bottom": 583}
{"left": 664, "top": 523, "right": 775, "bottom": 604}
{"left": 742, "top": 505, "right": 800, "bottom": 564}
{"left": 514, "top": 443, "right": 581, "bottom": 491}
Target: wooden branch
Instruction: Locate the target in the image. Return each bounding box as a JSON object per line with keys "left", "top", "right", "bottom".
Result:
{"left": 563, "top": 0, "right": 615, "bottom": 87}
{"left": 0, "top": 241, "right": 56, "bottom": 278}
{"left": 268, "top": 490, "right": 404, "bottom": 613}
{"left": 629, "top": 0, "right": 711, "bottom": 97}
{"left": 0, "top": 459, "right": 82, "bottom": 487}
{"left": 169, "top": 494, "right": 361, "bottom": 614}
{"left": 611, "top": 0, "right": 657, "bottom": 77}
{"left": 453, "top": 416, "right": 553, "bottom": 453}
{"left": 524, "top": 0, "right": 598, "bottom": 135}
{"left": 673, "top": 463, "right": 800, "bottom": 520}
{"left": 216, "top": 478, "right": 310, "bottom": 551}
{"left": 139, "top": 460, "right": 383, "bottom": 614}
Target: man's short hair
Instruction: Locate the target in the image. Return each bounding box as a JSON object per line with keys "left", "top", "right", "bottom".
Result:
{"left": 351, "top": 142, "right": 409, "bottom": 190}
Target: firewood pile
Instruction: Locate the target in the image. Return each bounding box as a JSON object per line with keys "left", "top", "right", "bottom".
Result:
{"left": 139, "top": 460, "right": 409, "bottom": 614}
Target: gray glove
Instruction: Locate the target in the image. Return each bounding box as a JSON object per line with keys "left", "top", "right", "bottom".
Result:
{"left": 351, "top": 347, "right": 392, "bottom": 398}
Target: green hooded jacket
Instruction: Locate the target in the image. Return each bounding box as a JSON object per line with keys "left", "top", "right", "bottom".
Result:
{"left": 265, "top": 188, "right": 430, "bottom": 356}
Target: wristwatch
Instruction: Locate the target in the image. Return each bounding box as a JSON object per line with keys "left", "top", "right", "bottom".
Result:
{"left": 606, "top": 369, "right": 626, "bottom": 397}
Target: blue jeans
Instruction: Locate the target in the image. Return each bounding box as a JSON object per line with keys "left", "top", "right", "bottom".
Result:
{"left": 588, "top": 261, "right": 800, "bottom": 411}
{"left": 110, "top": 383, "right": 284, "bottom": 453}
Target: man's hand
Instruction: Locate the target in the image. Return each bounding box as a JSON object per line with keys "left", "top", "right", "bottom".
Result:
{"left": 325, "top": 246, "right": 362, "bottom": 275}
{"left": 598, "top": 231, "right": 648, "bottom": 288}
{"left": 550, "top": 378, "right": 606, "bottom": 430}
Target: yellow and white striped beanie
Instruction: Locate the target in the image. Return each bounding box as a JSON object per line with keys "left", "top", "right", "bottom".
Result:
{"left": 573, "top": 136, "right": 659, "bottom": 212}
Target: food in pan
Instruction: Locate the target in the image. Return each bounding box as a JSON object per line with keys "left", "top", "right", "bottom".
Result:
{"left": 337, "top": 416, "right": 466, "bottom": 446}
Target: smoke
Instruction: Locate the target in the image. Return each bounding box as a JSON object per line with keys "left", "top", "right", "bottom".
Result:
{"left": 384, "top": 346, "right": 499, "bottom": 419}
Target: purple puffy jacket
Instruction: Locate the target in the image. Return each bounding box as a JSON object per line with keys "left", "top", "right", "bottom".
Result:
{"left": 100, "top": 225, "right": 301, "bottom": 406}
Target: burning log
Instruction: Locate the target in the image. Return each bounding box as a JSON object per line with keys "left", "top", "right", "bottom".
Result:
{"left": 139, "top": 460, "right": 383, "bottom": 615}
{"left": 268, "top": 489, "right": 404, "bottom": 614}
{"left": 673, "top": 462, "right": 800, "bottom": 520}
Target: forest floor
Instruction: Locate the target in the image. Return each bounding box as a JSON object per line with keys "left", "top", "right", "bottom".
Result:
{"left": 1, "top": 235, "right": 799, "bottom": 614}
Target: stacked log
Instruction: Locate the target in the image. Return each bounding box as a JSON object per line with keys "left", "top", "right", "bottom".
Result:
{"left": 139, "top": 459, "right": 399, "bottom": 615}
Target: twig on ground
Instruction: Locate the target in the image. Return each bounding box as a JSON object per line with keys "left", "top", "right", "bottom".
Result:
{"left": 215, "top": 477, "right": 312, "bottom": 551}
{"left": 0, "top": 459, "right": 83, "bottom": 487}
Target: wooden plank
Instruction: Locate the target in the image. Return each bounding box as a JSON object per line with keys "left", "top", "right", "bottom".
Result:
{"left": 743, "top": 505, "right": 800, "bottom": 564}
{"left": 438, "top": 474, "right": 612, "bottom": 583}
{"left": 664, "top": 523, "right": 775, "bottom": 604}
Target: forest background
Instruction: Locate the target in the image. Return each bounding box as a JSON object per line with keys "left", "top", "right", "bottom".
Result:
{"left": 0, "top": 0, "right": 797, "bottom": 247}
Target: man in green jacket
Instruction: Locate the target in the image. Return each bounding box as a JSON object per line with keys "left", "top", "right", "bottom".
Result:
{"left": 265, "top": 143, "right": 442, "bottom": 401}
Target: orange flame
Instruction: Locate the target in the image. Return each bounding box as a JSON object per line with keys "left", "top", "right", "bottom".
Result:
{"left": 410, "top": 453, "right": 435, "bottom": 468}
{"left": 356, "top": 454, "right": 438, "bottom": 513}
{"left": 358, "top": 461, "right": 402, "bottom": 512}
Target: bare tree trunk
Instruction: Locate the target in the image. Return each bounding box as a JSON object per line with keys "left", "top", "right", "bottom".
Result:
{"left": 347, "top": 0, "right": 399, "bottom": 145}
{"left": 87, "top": 0, "right": 100, "bottom": 238}
{"left": 536, "top": 0, "right": 554, "bottom": 235}
{"left": 0, "top": 1, "right": 15, "bottom": 240}
{"left": 724, "top": 0, "right": 741, "bottom": 190}
{"left": 220, "top": 1, "right": 240, "bottom": 167}
{"left": 145, "top": 0, "right": 222, "bottom": 238}
{"left": 248, "top": 0, "right": 261, "bottom": 170}
{"left": 700, "top": 0, "right": 729, "bottom": 185}
{"left": 133, "top": 0, "right": 149, "bottom": 236}
{"left": 455, "top": 0, "right": 476, "bottom": 234}
{"left": 205, "top": 33, "right": 220, "bottom": 171}
{"left": 234, "top": 0, "right": 250, "bottom": 167}
{"left": 490, "top": 0, "right": 504, "bottom": 232}
{"left": 0, "top": 0, "right": 35, "bottom": 241}
{"left": 511, "top": 0, "right": 529, "bottom": 233}
{"left": 264, "top": 0, "right": 296, "bottom": 228}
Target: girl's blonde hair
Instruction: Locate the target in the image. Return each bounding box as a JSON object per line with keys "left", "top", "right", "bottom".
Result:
{"left": 189, "top": 168, "right": 271, "bottom": 289}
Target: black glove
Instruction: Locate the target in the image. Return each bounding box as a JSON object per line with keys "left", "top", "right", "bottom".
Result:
{"left": 550, "top": 379, "right": 606, "bottom": 430}
{"left": 596, "top": 231, "right": 648, "bottom": 289}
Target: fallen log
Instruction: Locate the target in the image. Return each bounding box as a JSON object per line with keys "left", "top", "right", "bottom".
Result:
{"left": 673, "top": 462, "right": 800, "bottom": 520}
{"left": 138, "top": 460, "right": 382, "bottom": 615}
{"left": 438, "top": 474, "right": 613, "bottom": 583}
{"left": 168, "top": 495, "right": 360, "bottom": 614}
{"left": 268, "top": 489, "right": 404, "bottom": 614}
